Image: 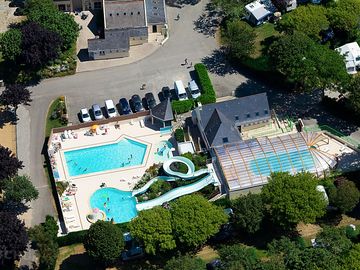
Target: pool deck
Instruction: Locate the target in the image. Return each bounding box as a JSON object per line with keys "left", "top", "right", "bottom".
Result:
{"left": 49, "top": 116, "right": 173, "bottom": 233}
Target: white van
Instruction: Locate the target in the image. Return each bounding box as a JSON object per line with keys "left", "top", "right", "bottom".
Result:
{"left": 105, "top": 99, "right": 117, "bottom": 118}
{"left": 174, "top": 80, "right": 188, "bottom": 101}
{"left": 188, "top": 80, "right": 201, "bottom": 99}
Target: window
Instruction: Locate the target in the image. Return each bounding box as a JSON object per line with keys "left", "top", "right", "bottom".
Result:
{"left": 222, "top": 137, "right": 229, "bottom": 143}
{"left": 246, "top": 113, "right": 250, "bottom": 118}
{"left": 131, "top": 12, "right": 133, "bottom": 15}
{"left": 235, "top": 115, "right": 239, "bottom": 121}
{"left": 255, "top": 112, "right": 259, "bottom": 116}
{"left": 116, "top": 13, "right": 119, "bottom": 16}
{"left": 124, "top": 12, "right": 126, "bottom": 15}
{"left": 264, "top": 109, "right": 268, "bottom": 115}
{"left": 109, "top": 13, "right": 112, "bottom": 16}
{"left": 138, "top": 11, "right": 140, "bottom": 15}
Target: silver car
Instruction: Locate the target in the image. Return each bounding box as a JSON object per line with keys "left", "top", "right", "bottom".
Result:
{"left": 92, "top": 104, "right": 103, "bottom": 120}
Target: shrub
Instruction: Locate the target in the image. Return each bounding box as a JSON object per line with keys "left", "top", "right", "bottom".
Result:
{"left": 194, "top": 63, "right": 216, "bottom": 104}
{"left": 329, "top": 179, "right": 360, "bottom": 213}
{"left": 172, "top": 100, "right": 195, "bottom": 114}
{"left": 175, "top": 128, "right": 185, "bottom": 142}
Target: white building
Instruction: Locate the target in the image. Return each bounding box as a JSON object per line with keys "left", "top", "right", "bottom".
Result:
{"left": 244, "top": 1, "right": 272, "bottom": 26}
{"left": 335, "top": 42, "right": 360, "bottom": 75}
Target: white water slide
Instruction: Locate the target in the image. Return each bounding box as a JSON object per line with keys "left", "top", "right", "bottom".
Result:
{"left": 135, "top": 156, "right": 218, "bottom": 211}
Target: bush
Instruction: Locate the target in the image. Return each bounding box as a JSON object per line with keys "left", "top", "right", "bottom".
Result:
{"left": 175, "top": 128, "right": 185, "bottom": 142}
{"left": 194, "top": 63, "right": 216, "bottom": 105}
{"left": 172, "top": 100, "right": 194, "bottom": 114}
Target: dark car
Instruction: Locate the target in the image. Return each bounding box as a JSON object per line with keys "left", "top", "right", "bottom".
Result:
{"left": 161, "top": 86, "right": 172, "bottom": 101}
{"left": 131, "top": 95, "right": 145, "bottom": 112}
{"left": 119, "top": 98, "right": 132, "bottom": 115}
{"left": 145, "top": 92, "right": 157, "bottom": 110}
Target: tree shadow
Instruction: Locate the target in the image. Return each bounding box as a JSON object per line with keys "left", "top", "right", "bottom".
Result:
{"left": 0, "top": 201, "right": 29, "bottom": 215}
{"left": 0, "top": 108, "right": 17, "bottom": 128}
{"left": 201, "top": 48, "right": 238, "bottom": 76}
{"left": 193, "top": 2, "right": 222, "bottom": 37}
{"left": 166, "top": 0, "right": 199, "bottom": 7}
{"left": 59, "top": 253, "right": 104, "bottom": 270}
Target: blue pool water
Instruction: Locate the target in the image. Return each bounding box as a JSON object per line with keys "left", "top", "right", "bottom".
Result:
{"left": 64, "top": 138, "right": 147, "bottom": 176}
{"left": 90, "top": 188, "right": 138, "bottom": 223}
{"left": 250, "top": 149, "right": 315, "bottom": 176}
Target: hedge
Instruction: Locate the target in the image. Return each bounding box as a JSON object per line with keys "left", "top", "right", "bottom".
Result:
{"left": 172, "top": 99, "right": 195, "bottom": 114}
{"left": 175, "top": 128, "right": 185, "bottom": 142}
{"left": 57, "top": 222, "right": 129, "bottom": 247}
{"left": 194, "top": 63, "right": 216, "bottom": 104}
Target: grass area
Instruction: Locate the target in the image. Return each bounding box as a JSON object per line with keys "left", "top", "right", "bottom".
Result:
{"left": 252, "top": 23, "right": 279, "bottom": 58}
{"left": 55, "top": 244, "right": 94, "bottom": 270}
{"left": 196, "top": 246, "right": 219, "bottom": 263}
{"left": 45, "top": 97, "right": 67, "bottom": 137}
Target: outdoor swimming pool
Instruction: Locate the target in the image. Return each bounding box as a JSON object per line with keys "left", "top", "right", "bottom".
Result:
{"left": 90, "top": 188, "right": 137, "bottom": 223}
{"left": 250, "top": 149, "right": 315, "bottom": 176}
{"left": 64, "top": 138, "right": 147, "bottom": 176}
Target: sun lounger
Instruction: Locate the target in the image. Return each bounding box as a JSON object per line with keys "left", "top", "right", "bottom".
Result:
{"left": 139, "top": 119, "right": 145, "bottom": 128}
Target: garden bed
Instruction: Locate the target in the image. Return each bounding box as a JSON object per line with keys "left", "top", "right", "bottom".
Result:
{"left": 45, "top": 96, "right": 68, "bottom": 137}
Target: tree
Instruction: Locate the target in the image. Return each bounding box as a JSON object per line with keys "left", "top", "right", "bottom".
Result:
{"left": 0, "top": 84, "right": 32, "bottom": 112}
{"left": 84, "top": 221, "right": 124, "bottom": 265}
{"left": 218, "top": 244, "right": 259, "bottom": 270}
{"left": 271, "top": 0, "right": 290, "bottom": 12}
{"left": 20, "top": 21, "right": 62, "bottom": 69}
{"left": 231, "top": 193, "right": 264, "bottom": 234}
{"left": 0, "top": 212, "right": 28, "bottom": 267}
{"left": 29, "top": 216, "right": 59, "bottom": 270}
{"left": 0, "top": 29, "right": 22, "bottom": 62}
{"left": 345, "top": 243, "right": 360, "bottom": 270}
{"left": 164, "top": 254, "right": 206, "bottom": 270}
{"left": 329, "top": 179, "right": 360, "bottom": 213}
{"left": 129, "top": 206, "right": 176, "bottom": 254}
{"left": 221, "top": 20, "right": 256, "bottom": 60}
{"left": 316, "top": 226, "right": 353, "bottom": 257}
{"left": 26, "top": 0, "right": 79, "bottom": 50}
{"left": 212, "top": 0, "right": 252, "bottom": 19}
{"left": 0, "top": 146, "right": 23, "bottom": 181}
{"left": 170, "top": 194, "right": 228, "bottom": 248}
{"left": 3, "top": 175, "right": 39, "bottom": 203}
{"left": 277, "top": 5, "right": 329, "bottom": 41}
{"left": 327, "top": 0, "right": 360, "bottom": 40}
{"left": 261, "top": 172, "right": 327, "bottom": 229}
{"left": 346, "top": 76, "right": 360, "bottom": 113}
{"left": 268, "top": 32, "right": 349, "bottom": 91}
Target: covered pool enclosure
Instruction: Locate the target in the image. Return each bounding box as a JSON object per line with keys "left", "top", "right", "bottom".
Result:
{"left": 213, "top": 132, "right": 337, "bottom": 198}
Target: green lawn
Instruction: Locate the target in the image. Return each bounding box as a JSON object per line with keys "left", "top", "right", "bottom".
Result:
{"left": 252, "top": 23, "right": 280, "bottom": 58}
{"left": 45, "top": 97, "right": 66, "bottom": 137}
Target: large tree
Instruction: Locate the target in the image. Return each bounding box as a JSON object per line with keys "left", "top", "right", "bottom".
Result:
{"left": 0, "top": 146, "right": 23, "bottom": 182}
{"left": 26, "top": 0, "right": 79, "bottom": 50}
{"left": 277, "top": 5, "right": 329, "bottom": 41}
{"left": 29, "top": 216, "right": 59, "bottom": 270}
{"left": 129, "top": 206, "right": 176, "bottom": 255}
{"left": 0, "top": 212, "right": 28, "bottom": 267}
{"left": 212, "top": 0, "right": 252, "bottom": 19}
{"left": 231, "top": 193, "right": 264, "bottom": 234}
{"left": 84, "top": 221, "right": 124, "bottom": 265}
{"left": 3, "top": 175, "right": 39, "bottom": 203}
{"left": 0, "top": 84, "right": 32, "bottom": 112}
{"left": 346, "top": 76, "right": 360, "bottom": 114}
{"left": 329, "top": 178, "right": 360, "bottom": 213}
{"left": 261, "top": 172, "right": 327, "bottom": 229}
{"left": 170, "top": 194, "right": 228, "bottom": 248}
{"left": 0, "top": 29, "right": 22, "bottom": 62}
{"left": 20, "top": 21, "right": 62, "bottom": 69}
{"left": 218, "top": 244, "right": 260, "bottom": 270}
{"left": 221, "top": 20, "right": 256, "bottom": 60}
{"left": 316, "top": 226, "right": 353, "bottom": 257}
{"left": 268, "top": 32, "right": 349, "bottom": 91}
{"left": 164, "top": 255, "right": 206, "bottom": 270}
{"left": 345, "top": 243, "right": 360, "bottom": 270}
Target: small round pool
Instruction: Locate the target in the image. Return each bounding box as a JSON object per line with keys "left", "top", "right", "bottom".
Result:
{"left": 90, "top": 188, "right": 137, "bottom": 223}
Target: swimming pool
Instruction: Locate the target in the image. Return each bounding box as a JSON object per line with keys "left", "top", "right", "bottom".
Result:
{"left": 90, "top": 188, "right": 137, "bottom": 223}
{"left": 64, "top": 138, "right": 147, "bottom": 176}
{"left": 250, "top": 149, "right": 315, "bottom": 176}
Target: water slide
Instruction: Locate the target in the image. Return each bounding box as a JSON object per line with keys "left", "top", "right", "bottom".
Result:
{"left": 135, "top": 156, "right": 218, "bottom": 211}
{"left": 132, "top": 176, "right": 176, "bottom": 196}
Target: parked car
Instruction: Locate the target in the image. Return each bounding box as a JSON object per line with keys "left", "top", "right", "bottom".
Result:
{"left": 174, "top": 80, "right": 188, "bottom": 101}
{"left": 119, "top": 98, "right": 132, "bottom": 115}
{"left": 145, "top": 92, "right": 157, "bottom": 109}
{"left": 131, "top": 95, "right": 145, "bottom": 112}
{"left": 188, "top": 80, "right": 201, "bottom": 99}
{"left": 161, "top": 86, "right": 172, "bottom": 101}
{"left": 80, "top": 108, "right": 91, "bottom": 122}
{"left": 92, "top": 104, "right": 103, "bottom": 120}
{"left": 105, "top": 99, "right": 117, "bottom": 118}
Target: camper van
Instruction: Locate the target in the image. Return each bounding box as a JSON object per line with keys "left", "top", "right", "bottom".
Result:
{"left": 174, "top": 80, "right": 188, "bottom": 101}
{"left": 188, "top": 80, "right": 201, "bottom": 99}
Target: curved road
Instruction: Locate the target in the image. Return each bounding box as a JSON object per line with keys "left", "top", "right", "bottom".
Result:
{"left": 18, "top": 1, "right": 248, "bottom": 226}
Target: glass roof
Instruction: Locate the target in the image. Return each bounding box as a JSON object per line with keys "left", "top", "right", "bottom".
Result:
{"left": 213, "top": 132, "right": 336, "bottom": 192}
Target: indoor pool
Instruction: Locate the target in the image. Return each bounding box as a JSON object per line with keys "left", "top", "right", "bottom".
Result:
{"left": 250, "top": 149, "right": 315, "bottom": 176}
{"left": 64, "top": 138, "right": 147, "bottom": 176}
{"left": 90, "top": 188, "right": 137, "bottom": 223}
